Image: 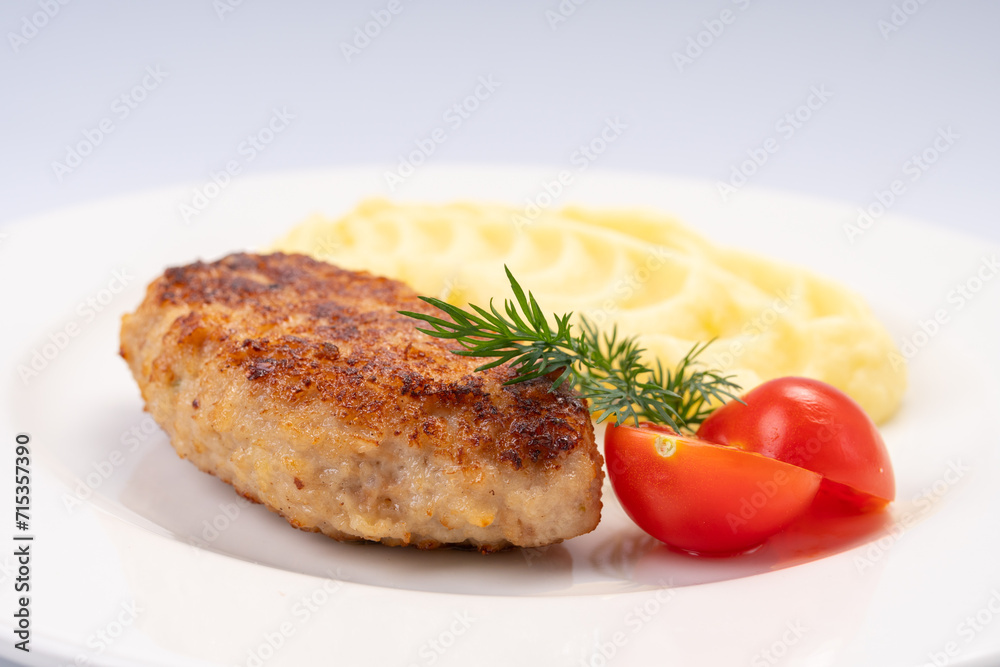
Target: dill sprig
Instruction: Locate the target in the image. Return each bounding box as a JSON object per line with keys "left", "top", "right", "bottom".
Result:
{"left": 399, "top": 266, "right": 742, "bottom": 431}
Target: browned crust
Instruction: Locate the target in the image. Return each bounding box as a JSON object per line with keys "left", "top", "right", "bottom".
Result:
{"left": 124, "top": 252, "right": 593, "bottom": 472}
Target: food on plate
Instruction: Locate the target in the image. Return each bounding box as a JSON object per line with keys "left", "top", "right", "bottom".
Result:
{"left": 697, "top": 376, "right": 894, "bottom": 511}
{"left": 272, "top": 199, "right": 907, "bottom": 424}
{"left": 408, "top": 269, "right": 895, "bottom": 555}
{"left": 121, "top": 197, "right": 903, "bottom": 556}
{"left": 119, "top": 253, "right": 604, "bottom": 551}
{"left": 603, "top": 423, "right": 822, "bottom": 554}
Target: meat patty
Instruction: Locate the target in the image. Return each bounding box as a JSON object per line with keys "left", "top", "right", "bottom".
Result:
{"left": 119, "top": 253, "right": 603, "bottom": 551}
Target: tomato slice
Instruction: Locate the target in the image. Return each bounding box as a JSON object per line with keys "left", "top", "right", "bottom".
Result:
{"left": 604, "top": 423, "right": 822, "bottom": 555}
{"left": 697, "top": 377, "right": 895, "bottom": 510}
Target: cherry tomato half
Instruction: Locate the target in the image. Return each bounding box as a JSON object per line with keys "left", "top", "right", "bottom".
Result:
{"left": 604, "top": 423, "right": 822, "bottom": 555}
{"left": 697, "top": 377, "right": 895, "bottom": 511}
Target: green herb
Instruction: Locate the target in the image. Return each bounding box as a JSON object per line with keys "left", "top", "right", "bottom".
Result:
{"left": 399, "top": 266, "right": 742, "bottom": 431}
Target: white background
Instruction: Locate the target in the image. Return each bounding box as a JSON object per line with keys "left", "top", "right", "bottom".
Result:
{"left": 1, "top": 1, "right": 998, "bottom": 243}
{"left": 0, "top": 2, "right": 998, "bottom": 666}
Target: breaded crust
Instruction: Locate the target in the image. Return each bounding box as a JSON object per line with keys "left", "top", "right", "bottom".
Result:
{"left": 120, "top": 253, "right": 603, "bottom": 550}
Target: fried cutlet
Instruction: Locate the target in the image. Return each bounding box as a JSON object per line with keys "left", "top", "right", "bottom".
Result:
{"left": 119, "top": 253, "right": 603, "bottom": 551}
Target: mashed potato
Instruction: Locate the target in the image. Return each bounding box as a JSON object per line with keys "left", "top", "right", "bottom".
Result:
{"left": 271, "top": 199, "right": 906, "bottom": 424}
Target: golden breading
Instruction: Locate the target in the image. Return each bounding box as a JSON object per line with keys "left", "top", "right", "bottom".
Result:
{"left": 120, "top": 253, "right": 603, "bottom": 550}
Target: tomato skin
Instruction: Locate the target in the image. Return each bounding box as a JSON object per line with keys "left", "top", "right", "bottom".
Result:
{"left": 697, "top": 377, "right": 895, "bottom": 509}
{"left": 604, "top": 423, "right": 822, "bottom": 555}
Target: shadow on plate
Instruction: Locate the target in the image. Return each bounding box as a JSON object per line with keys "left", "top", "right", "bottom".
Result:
{"left": 590, "top": 502, "right": 892, "bottom": 588}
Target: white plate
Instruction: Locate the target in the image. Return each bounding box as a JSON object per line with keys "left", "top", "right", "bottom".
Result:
{"left": 2, "top": 167, "right": 999, "bottom": 667}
